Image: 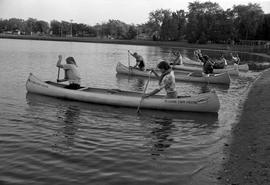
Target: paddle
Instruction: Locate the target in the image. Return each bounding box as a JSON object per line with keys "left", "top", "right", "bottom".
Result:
{"left": 137, "top": 71, "right": 152, "bottom": 114}
{"left": 57, "top": 67, "right": 60, "bottom": 83}
{"left": 128, "top": 50, "right": 131, "bottom": 75}
{"left": 128, "top": 50, "right": 131, "bottom": 67}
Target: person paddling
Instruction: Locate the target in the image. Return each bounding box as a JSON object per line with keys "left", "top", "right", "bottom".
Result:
{"left": 128, "top": 51, "right": 145, "bottom": 71}
{"left": 194, "top": 50, "right": 214, "bottom": 75}
{"left": 230, "top": 53, "right": 240, "bottom": 64}
{"left": 56, "top": 55, "right": 81, "bottom": 89}
{"left": 201, "top": 55, "right": 214, "bottom": 75}
{"left": 171, "top": 51, "right": 183, "bottom": 65}
{"left": 143, "top": 61, "right": 178, "bottom": 99}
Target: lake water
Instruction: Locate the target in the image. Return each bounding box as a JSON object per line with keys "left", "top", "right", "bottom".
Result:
{"left": 0, "top": 38, "right": 268, "bottom": 185}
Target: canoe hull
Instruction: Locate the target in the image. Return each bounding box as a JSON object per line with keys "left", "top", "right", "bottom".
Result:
{"left": 116, "top": 62, "right": 230, "bottom": 85}
{"left": 173, "top": 63, "right": 240, "bottom": 76}
{"left": 26, "top": 73, "right": 220, "bottom": 113}
{"left": 182, "top": 57, "right": 249, "bottom": 72}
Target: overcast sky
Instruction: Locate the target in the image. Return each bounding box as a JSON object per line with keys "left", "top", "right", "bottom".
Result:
{"left": 0, "top": 0, "right": 270, "bottom": 25}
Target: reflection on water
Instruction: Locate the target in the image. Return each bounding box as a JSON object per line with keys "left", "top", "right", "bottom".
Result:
{"left": 26, "top": 93, "right": 81, "bottom": 150}
{"left": 149, "top": 117, "right": 174, "bottom": 157}
{"left": 24, "top": 85, "right": 220, "bottom": 185}
{"left": 56, "top": 105, "right": 80, "bottom": 148}
{"left": 26, "top": 92, "right": 219, "bottom": 120}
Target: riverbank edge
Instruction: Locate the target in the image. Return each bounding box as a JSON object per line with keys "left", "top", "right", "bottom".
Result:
{"left": 218, "top": 67, "right": 270, "bottom": 185}
{"left": 1, "top": 34, "right": 269, "bottom": 58}
{"left": 0, "top": 34, "right": 231, "bottom": 50}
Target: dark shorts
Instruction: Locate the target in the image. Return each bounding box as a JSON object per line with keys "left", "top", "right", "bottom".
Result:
{"left": 65, "top": 83, "right": 81, "bottom": 90}
{"left": 166, "top": 91, "right": 178, "bottom": 99}
{"left": 203, "top": 65, "right": 213, "bottom": 74}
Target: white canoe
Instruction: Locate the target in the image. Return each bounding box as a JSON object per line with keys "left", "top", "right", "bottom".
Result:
{"left": 116, "top": 62, "right": 230, "bottom": 85}
{"left": 26, "top": 73, "right": 220, "bottom": 113}
{"left": 182, "top": 57, "right": 249, "bottom": 72}
{"left": 172, "top": 62, "right": 239, "bottom": 76}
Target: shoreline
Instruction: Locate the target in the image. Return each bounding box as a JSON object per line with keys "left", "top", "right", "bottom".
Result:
{"left": 219, "top": 68, "right": 270, "bottom": 185}
{"left": 0, "top": 34, "right": 231, "bottom": 50}
{"left": 1, "top": 34, "right": 269, "bottom": 58}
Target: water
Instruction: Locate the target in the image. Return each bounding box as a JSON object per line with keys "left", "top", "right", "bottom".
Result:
{"left": 0, "top": 38, "right": 267, "bottom": 185}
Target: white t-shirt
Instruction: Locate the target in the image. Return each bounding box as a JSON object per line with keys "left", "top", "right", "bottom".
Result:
{"left": 159, "top": 71, "right": 176, "bottom": 94}
{"left": 62, "top": 64, "right": 81, "bottom": 84}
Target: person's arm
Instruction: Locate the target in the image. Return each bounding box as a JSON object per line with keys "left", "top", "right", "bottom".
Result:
{"left": 151, "top": 69, "right": 160, "bottom": 78}
{"left": 56, "top": 55, "right": 69, "bottom": 82}
{"left": 179, "top": 54, "right": 183, "bottom": 65}
{"left": 143, "top": 76, "right": 167, "bottom": 98}
{"left": 134, "top": 61, "right": 139, "bottom": 68}
{"left": 56, "top": 55, "right": 64, "bottom": 68}
{"left": 143, "top": 88, "right": 161, "bottom": 98}
{"left": 237, "top": 55, "right": 240, "bottom": 63}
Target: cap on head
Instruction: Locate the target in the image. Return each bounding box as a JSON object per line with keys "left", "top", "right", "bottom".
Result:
{"left": 133, "top": 52, "right": 138, "bottom": 56}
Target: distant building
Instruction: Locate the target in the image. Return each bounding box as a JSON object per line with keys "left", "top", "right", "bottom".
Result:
{"left": 137, "top": 33, "right": 151, "bottom": 40}
{"left": 12, "top": 29, "right": 21, "bottom": 35}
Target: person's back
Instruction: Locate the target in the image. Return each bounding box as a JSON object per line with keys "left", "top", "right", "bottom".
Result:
{"left": 132, "top": 52, "right": 145, "bottom": 70}
{"left": 62, "top": 63, "right": 81, "bottom": 84}
{"left": 172, "top": 51, "right": 183, "bottom": 65}
{"left": 56, "top": 55, "right": 81, "bottom": 89}
{"left": 160, "top": 70, "right": 177, "bottom": 98}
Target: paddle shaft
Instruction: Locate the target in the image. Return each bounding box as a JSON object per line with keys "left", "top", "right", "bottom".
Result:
{"left": 128, "top": 50, "right": 131, "bottom": 74}
{"left": 137, "top": 71, "right": 152, "bottom": 113}
{"left": 128, "top": 50, "right": 131, "bottom": 67}
{"left": 57, "top": 67, "right": 60, "bottom": 83}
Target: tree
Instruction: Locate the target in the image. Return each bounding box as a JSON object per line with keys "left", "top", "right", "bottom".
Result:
{"left": 126, "top": 25, "right": 137, "bottom": 39}
{"left": 256, "top": 14, "right": 270, "bottom": 40}
{"left": 186, "top": 1, "right": 224, "bottom": 43}
{"left": 232, "top": 3, "right": 264, "bottom": 40}
{"left": 174, "top": 10, "right": 187, "bottom": 40}
{"left": 50, "top": 20, "right": 61, "bottom": 36}
{"left": 147, "top": 9, "right": 172, "bottom": 38}
{"left": 25, "top": 18, "right": 37, "bottom": 34}
{"left": 35, "top": 20, "right": 49, "bottom": 34}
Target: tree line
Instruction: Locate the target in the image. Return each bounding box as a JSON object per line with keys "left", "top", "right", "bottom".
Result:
{"left": 0, "top": 1, "right": 269, "bottom": 44}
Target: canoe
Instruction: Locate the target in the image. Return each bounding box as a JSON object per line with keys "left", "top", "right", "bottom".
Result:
{"left": 172, "top": 63, "right": 239, "bottom": 76}
{"left": 182, "top": 57, "right": 249, "bottom": 72}
{"left": 26, "top": 73, "right": 220, "bottom": 113}
{"left": 116, "top": 62, "right": 230, "bottom": 85}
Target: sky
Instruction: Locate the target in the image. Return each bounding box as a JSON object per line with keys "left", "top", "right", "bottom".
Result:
{"left": 0, "top": 0, "right": 270, "bottom": 25}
